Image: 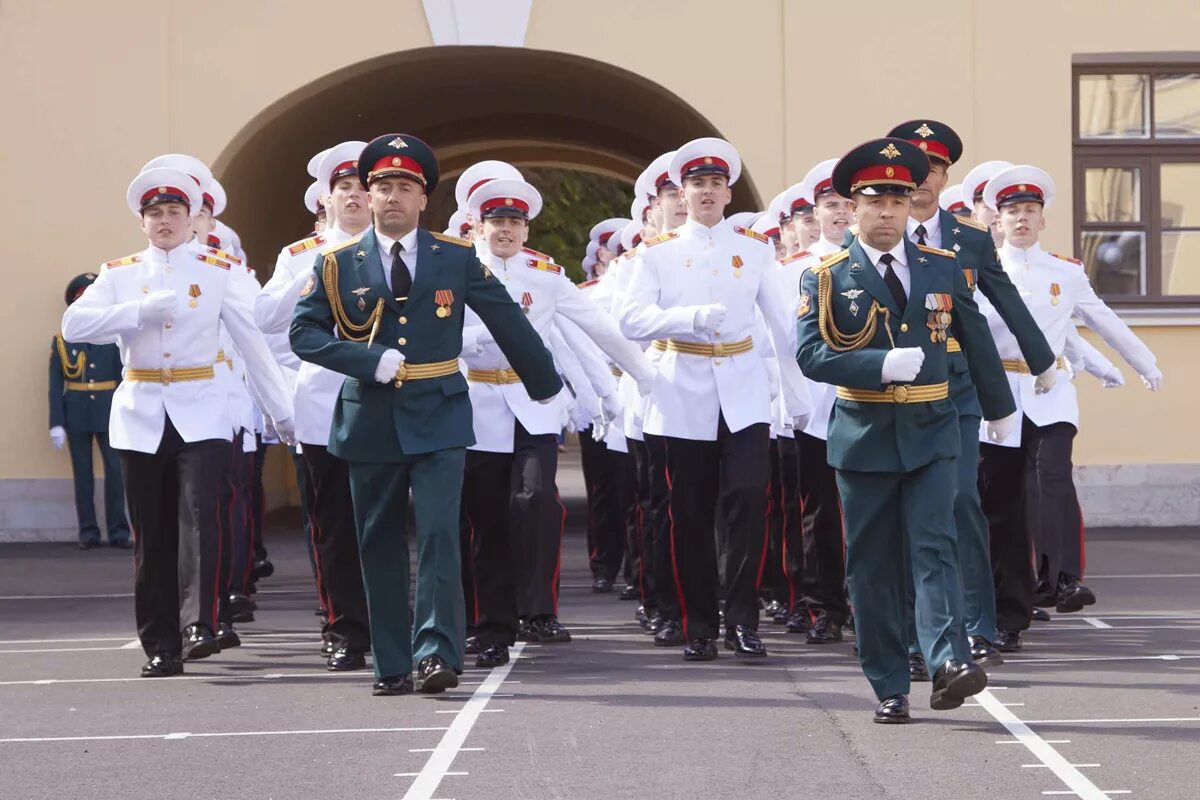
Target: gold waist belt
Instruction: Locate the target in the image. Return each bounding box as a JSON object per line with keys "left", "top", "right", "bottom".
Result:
{"left": 611, "top": 366, "right": 623, "bottom": 378}
{"left": 125, "top": 365, "right": 216, "bottom": 384}
{"left": 467, "top": 367, "right": 522, "bottom": 385}
{"left": 65, "top": 380, "right": 117, "bottom": 392}
{"left": 651, "top": 337, "right": 754, "bottom": 357}
{"left": 946, "top": 337, "right": 961, "bottom": 353}
{"left": 1003, "top": 357, "right": 1067, "bottom": 374}
{"left": 836, "top": 381, "right": 950, "bottom": 404}
{"left": 215, "top": 349, "right": 233, "bottom": 370}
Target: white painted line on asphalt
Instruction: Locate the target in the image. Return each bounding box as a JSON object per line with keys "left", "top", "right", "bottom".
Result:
{"left": 0, "top": 646, "right": 129, "bottom": 655}
{"left": 120, "top": 640, "right": 142, "bottom": 649}
{"left": 0, "top": 588, "right": 313, "bottom": 601}
{"left": 410, "top": 747, "right": 485, "bottom": 753}
{"left": 0, "top": 671, "right": 518, "bottom": 688}
{"left": 1082, "top": 618, "right": 1113, "bottom": 629}
{"left": 1086, "top": 573, "right": 1200, "bottom": 579}
{"left": 974, "top": 689, "right": 1111, "bottom": 800}
{"left": 1041, "top": 792, "right": 1129, "bottom": 796}
{"left": 434, "top": 708, "right": 504, "bottom": 714}
{"left": 1024, "top": 764, "right": 1100, "bottom": 768}
{"left": 997, "top": 739, "right": 1071, "bottom": 744}
{"left": 1004, "top": 654, "right": 1194, "bottom": 665}
{"left": 0, "top": 636, "right": 131, "bottom": 645}
{"left": 396, "top": 772, "right": 468, "bottom": 778}
{"left": 0, "top": 726, "right": 448, "bottom": 744}
{"left": 966, "top": 702, "right": 1024, "bottom": 707}
{"left": 1044, "top": 614, "right": 1200, "bottom": 621}
{"left": 401, "top": 642, "right": 525, "bottom": 800}
{"left": 1022, "top": 717, "right": 1200, "bottom": 725}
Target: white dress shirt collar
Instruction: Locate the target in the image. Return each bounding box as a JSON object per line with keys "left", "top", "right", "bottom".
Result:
{"left": 907, "top": 208, "right": 941, "bottom": 246}
{"left": 858, "top": 237, "right": 910, "bottom": 296}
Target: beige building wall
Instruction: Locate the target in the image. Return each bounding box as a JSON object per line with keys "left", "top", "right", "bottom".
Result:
{"left": 2, "top": 0, "right": 1197, "bottom": 536}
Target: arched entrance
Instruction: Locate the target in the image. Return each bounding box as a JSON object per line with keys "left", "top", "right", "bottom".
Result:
{"left": 214, "top": 46, "right": 763, "bottom": 268}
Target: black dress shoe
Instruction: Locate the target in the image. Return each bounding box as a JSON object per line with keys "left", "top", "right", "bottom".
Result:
{"left": 764, "top": 600, "right": 787, "bottom": 621}
{"left": 320, "top": 640, "right": 336, "bottom": 657}
{"left": 682, "top": 638, "right": 719, "bottom": 661}
{"left": 723, "top": 625, "right": 767, "bottom": 659}
{"left": 844, "top": 614, "right": 855, "bottom": 633}
{"left": 634, "top": 604, "right": 651, "bottom": 628}
{"left": 618, "top": 584, "right": 639, "bottom": 601}
{"left": 654, "top": 620, "right": 685, "bottom": 646}
{"left": 1055, "top": 579, "right": 1096, "bottom": 614}
{"left": 417, "top": 655, "right": 460, "bottom": 694}
{"left": 1032, "top": 580, "right": 1057, "bottom": 608}
{"left": 182, "top": 624, "right": 220, "bottom": 661}
{"left": 475, "top": 644, "right": 510, "bottom": 669}
{"left": 531, "top": 616, "right": 571, "bottom": 643}
{"left": 327, "top": 648, "right": 367, "bottom": 671}
{"left": 314, "top": 605, "right": 327, "bottom": 618}
{"left": 874, "top": 694, "right": 910, "bottom": 724}
{"left": 78, "top": 539, "right": 100, "bottom": 551}
{"left": 643, "top": 614, "right": 665, "bottom": 635}
{"left": 231, "top": 610, "right": 255, "bottom": 624}
{"left": 772, "top": 606, "right": 791, "bottom": 625}
{"left": 372, "top": 674, "right": 414, "bottom": 696}
{"left": 251, "top": 558, "right": 275, "bottom": 580}
{"left": 109, "top": 538, "right": 133, "bottom": 549}
{"left": 806, "top": 615, "right": 843, "bottom": 644}
{"left": 1031, "top": 608, "right": 1051, "bottom": 622}
{"left": 465, "top": 635, "right": 480, "bottom": 655}
{"left": 909, "top": 652, "right": 931, "bottom": 682}
{"left": 930, "top": 659, "right": 987, "bottom": 711}
{"left": 141, "top": 653, "right": 183, "bottom": 678}
{"left": 228, "top": 592, "right": 257, "bottom": 615}
{"left": 969, "top": 636, "right": 1004, "bottom": 667}
{"left": 592, "top": 577, "right": 614, "bottom": 594}
{"left": 995, "top": 629, "right": 1023, "bottom": 652}
{"left": 785, "top": 611, "right": 812, "bottom": 634}
{"left": 216, "top": 622, "right": 241, "bottom": 650}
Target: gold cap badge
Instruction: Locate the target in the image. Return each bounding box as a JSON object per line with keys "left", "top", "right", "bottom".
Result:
{"left": 880, "top": 143, "right": 901, "bottom": 159}
{"left": 915, "top": 123, "right": 934, "bottom": 138}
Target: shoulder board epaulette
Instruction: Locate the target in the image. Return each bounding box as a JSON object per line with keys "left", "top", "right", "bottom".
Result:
{"left": 734, "top": 225, "right": 769, "bottom": 244}
{"left": 196, "top": 253, "right": 232, "bottom": 270}
{"left": 103, "top": 254, "right": 142, "bottom": 269}
{"left": 578, "top": 278, "right": 599, "bottom": 288}
{"left": 431, "top": 231, "right": 472, "bottom": 248}
{"left": 319, "top": 236, "right": 362, "bottom": 257}
{"left": 813, "top": 249, "right": 850, "bottom": 273}
{"left": 206, "top": 246, "right": 243, "bottom": 265}
{"left": 521, "top": 246, "right": 554, "bottom": 262}
{"left": 779, "top": 249, "right": 812, "bottom": 265}
{"left": 917, "top": 244, "right": 956, "bottom": 258}
{"left": 952, "top": 215, "right": 988, "bottom": 232}
{"left": 287, "top": 235, "right": 325, "bottom": 257}
{"left": 643, "top": 230, "right": 679, "bottom": 248}
{"left": 1051, "top": 252, "right": 1084, "bottom": 266}
{"left": 528, "top": 259, "right": 562, "bottom": 274}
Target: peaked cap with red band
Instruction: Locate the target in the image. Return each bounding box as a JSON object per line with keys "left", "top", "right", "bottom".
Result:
{"left": 832, "top": 138, "right": 930, "bottom": 198}
{"left": 886, "top": 119, "right": 963, "bottom": 166}
{"left": 357, "top": 134, "right": 440, "bottom": 194}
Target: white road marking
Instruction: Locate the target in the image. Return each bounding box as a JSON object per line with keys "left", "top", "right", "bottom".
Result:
{"left": 1041, "top": 792, "right": 1129, "bottom": 796}
{"left": 1085, "top": 573, "right": 1200, "bottom": 579}
{"left": 1024, "top": 764, "right": 1100, "bottom": 768}
{"left": 401, "top": 642, "right": 524, "bottom": 800}
{"left": 998, "top": 739, "right": 1071, "bottom": 744}
{"left": 434, "top": 708, "right": 504, "bottom": 714}
{"left": 396, "top": 772, "right": 468, "bottom": 777}
{"left": 966, "top": 702, "right": 1024, "bottom": 707}
{"left": 1004, "top": 654, "right": 1195, "bottom": 665}
{"left": 1081, "top": 618, "right": 1113, "bottom": 629}
{"left": 0, "top": 588, "right": 313, "bottom": 601}
{"left": 0, "top": 636, "right": 131, "bottom": 645}
{"left": 0, "top": 640, "right": 333, "bottom": 655}
{"left": 1022, "top": 717, "right": 1200, "bottom": 725}
{"left": 973, "top": 689, "right": 1111, "bottom": 800}
{"left": 0, "top": 726, "right": 447, "bottom": 744}
{"left": 410, "top": 747, "right": 485, "bottom": 753}
{"left": 120, "top": 640, "right": 142, "bottom": 649}
{"left": 0, "top": 672, "right": 513, "bottom": 688}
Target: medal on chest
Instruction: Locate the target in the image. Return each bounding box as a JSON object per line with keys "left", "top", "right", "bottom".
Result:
{"left": 435, "top": 289, "right": 454, "bottom": 318}
{"left": 731, "top": 254, "right": 743, "bottom": 278}
{"left": 352, "top": 286, "right": 371, "bottom": 311}
{"left": 1049, "top": 282, "right": 1061, "bottom": 306}
{"left": 188, "top": 284, "right": 201, "bottom": 308}
{"left": 520, "top": 291, "right": 533, "bottom": 314}
{"left": 924, "top": 293, "right": 953, "bottom": 343}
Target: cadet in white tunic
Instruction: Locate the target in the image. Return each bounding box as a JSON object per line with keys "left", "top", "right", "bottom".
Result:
{"left": 63, "top": 168, "right": 293, "bottom": 677}
{"left": 618, "top": 138, "right": 812, "bottom": 661}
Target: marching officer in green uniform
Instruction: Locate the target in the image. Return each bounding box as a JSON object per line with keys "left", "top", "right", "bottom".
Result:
{"left": 796, "top": 139, "right": 1017, "bottom": 723}
{"left": 290, "top": 134, "right": 562, "bottom": 696}
{"left": 49, "top": 273, "right": 130, "bottom": 549}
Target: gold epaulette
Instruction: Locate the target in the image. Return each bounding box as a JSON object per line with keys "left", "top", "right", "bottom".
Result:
{"left": 431, "top": 231, "right": 472, "bottom": 248}
{"left": 103, "top": 254, "right": 142, "bottom": 268}
{"left": 1051, "top": 252, "right": 1084, "bottom": 266}
{"left": 643, "top": 231, "right": 679, "bottom": 248}
{"left": 813, "top": 249, "right": 849, "bottom": 273}
{"left": 917, "top": 244, "right": 956, "bottom": 258}
{"left": 196, "top": 253, "right": 232, "bottom": 270}
{"left": 780, "top": 249, "right": 812, "bottom": 265}
{"left": 734, "top": 225, "right": 769, "bottom": 243}
{"left": 319, "top": 236, "right": 362, "bottom": 257}
{"left": 952, "top": 215, "right": 988, "bottom": 232}
{"left": 55, "top": 334, "right": 86, "bottom": 379}
{"left": 287, "top": 235, "right": 325, "bottom": 257}
{"left": 522, "top": 246, "right": 554, "bottom": 261}
{"left": 206, "top": 246, "right": 243, "bottom": 265}
{"left": 528, "top": 258, "right": 562, "bottom": 274}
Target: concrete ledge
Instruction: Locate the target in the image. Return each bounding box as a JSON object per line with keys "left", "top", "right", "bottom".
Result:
{"left": 1075, "top": 463, "right": 1200, "bottom": 528}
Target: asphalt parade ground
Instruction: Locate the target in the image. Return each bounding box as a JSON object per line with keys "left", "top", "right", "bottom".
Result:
{"left": 1, "top": 470, "right": 1198, "bottom": 798}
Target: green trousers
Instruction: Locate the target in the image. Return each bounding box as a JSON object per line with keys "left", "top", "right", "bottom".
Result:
{"left": 837, "top": 457, "right": 972, "bottom": 701}
{"left": 348, "top": 448, "right": 466, "bottom": 679}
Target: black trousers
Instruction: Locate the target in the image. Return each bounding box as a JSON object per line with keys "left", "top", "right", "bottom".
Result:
{"left": 761, "top": 437, "right": 803, "bottom": 609}
{"left": 1025, "top": 420, "right": 1085, "bottom": 585}
{"left": 302, "top": 444, "right": 371, "bottom": 651}
{"left": 797, "top": 432, "right": 849, "bottom": 623}
{"left": 250, "top": 435, "right": 268, "bottom": 563}
{"left": 665, "top": 418, "right": 769, "bottom": 640}
{"left": 218, "top": 432, "right": 254, "bottom": 625}
{"left": 463, "top": 422, "right": 561, "bottom": 647}
{"left": 293, "top": 448, "right": 319, "bottom": 584}
{"left": 67, "top": 430, "right": 129, "bottom": 544}
{"left": 639, "top": 434, "right": 676, "bottom": 619}
{"left": 980, "top": 436, "right": 1032, "bottom": 632}
{"left": 119, "top": 416, "right": 225, "bottom": 657}
{"left": 579, "top": 427, "right": 626, "bottom": 583}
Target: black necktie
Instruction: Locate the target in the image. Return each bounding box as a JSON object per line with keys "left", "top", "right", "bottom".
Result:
{"left": 390, "top": 240, "right": 412, "bottom": 302}
{"left": 914, "top": 224, "right": 928, "bottom": 246}
{"left": 879, "top": 253, "right": 907, "bottom": 312}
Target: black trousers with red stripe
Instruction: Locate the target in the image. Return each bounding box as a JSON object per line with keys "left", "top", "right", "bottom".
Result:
{"left": 797, "top": 432, "right": 849, "bottom": 623}
{"left": 760, "top": 437, "right": 804, "bottom": 610}
{"left": 639, "top": 434, "right": 677, "bottom": 620}
{"left": 120, "top": 416, "right": 225, "bottom": 658}
{"left": 579, "top": 427, "right": 627, "bottom": 583}
{"left": 665, "top": 418, "right": 770, "bottom": 641}
{"left": 463, "top": 422, "right": 561, "bottom": 647}
{"left": 302, "top": 444, "right": 371, "bottom": 652}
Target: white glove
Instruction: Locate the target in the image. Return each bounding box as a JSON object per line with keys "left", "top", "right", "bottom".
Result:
{"left": 1033, "top": 365, "right": 1058, "bottom": 395}
{"left": 591, "top": 416, "right": 608, "bottom": 441}
{"left": 693, "top": 303, "right": 727, "bottom": 334}
{"left": 1140, "top": 367, "right": 1163, "bottom": 392}
{"left": 791, "top": 412, "right": 812, "bottom": 433}
{"left": 985, "top": 410, "right": 1019, "bottom": 444}
{"left": 139, "top": 290, "right": 177, "bottom": 326}
{"left": 271, "top": 417, "right": 296, "bottom": 446}
{"left": 600, "top": 392, "right": 621, "bottom": 423}
{"left": 49, "top": 426, "right": 66, "bottom": 450}
{"left": 373, "top": 349, "right": 405, "bottom": 384}
{"left": 474, "top": 331, "right": 496, "bottom": 356}
{"left": 537, "top": 395, "right": 556, "bottom": 405}
{"left": 881, "top": 348, "right": 925, "bottom": 384}
{"left": 1101, "top": 367, "right": 1125, "bottom": 389}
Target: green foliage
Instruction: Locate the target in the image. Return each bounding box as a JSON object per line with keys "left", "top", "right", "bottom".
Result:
{"left": 523, "top": 168, "right": 630, "bottom": 283}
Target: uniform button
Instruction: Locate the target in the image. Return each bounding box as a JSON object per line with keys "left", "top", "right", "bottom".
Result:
{"left": 397, "top": 337, "right": 407, "bottom": 346}
{"left": 90, "top": 363, "right": 96, "bottom": 368}
{"left": 900, "top": 323, "right": 909, "bottom": 332}
{"left": 399, "top": 316, "right": 408, "bottom": 324}
{"left": 89, "top": 394, "right": 96, "bottom": 400}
